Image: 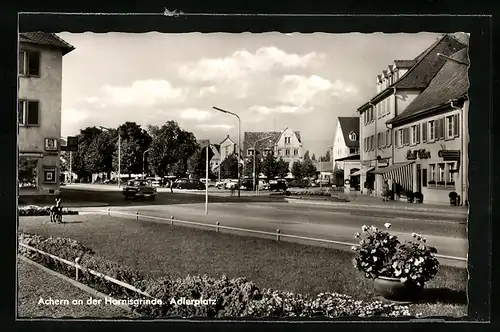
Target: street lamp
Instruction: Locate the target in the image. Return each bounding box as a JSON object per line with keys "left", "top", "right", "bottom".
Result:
{"left": 142, "top": 148, "right": 151, "bottom": 179}
{"left": 100, "top": 126, "right": 121, "bottom": 187}
{"left": 253, "top": 136, "right": 272, "bottom": 192}
{"left": 213, "top": 106, "right": 241, "bottom": 198}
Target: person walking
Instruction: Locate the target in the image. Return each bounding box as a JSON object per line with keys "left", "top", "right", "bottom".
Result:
{"left": 169, "top": 179, "right": 174, "bottom": 193}
{"left": 382, "top": 180, "right": 389, "bottom": 201}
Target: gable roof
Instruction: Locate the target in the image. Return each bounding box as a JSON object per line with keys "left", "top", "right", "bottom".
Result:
{"left": 294, "top": 131, "right": 302, "bottom": 143}
{"left": 243, "top": 131, "right": 282, "bottom": 153}
{"left": 220, "top": 135, "right": 235, "bottom": 146}
{"left": 338, "top": 117, "right": 360, "bottom": 148}
{"left": 387, "top": 47, "right": 470, "bottom": 125}
{"left": 19, "top": 32, "right": 75, "bottom": 55}
{"left": 357, "top": 34, "right": 467, "bottom": 112}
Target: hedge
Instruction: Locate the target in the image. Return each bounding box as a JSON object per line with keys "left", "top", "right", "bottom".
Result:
{"left": 18, "top": 232, "right": 411, "bottom": 318}
{"left": 19, "top": 205, "right": 79, "bottom": 217}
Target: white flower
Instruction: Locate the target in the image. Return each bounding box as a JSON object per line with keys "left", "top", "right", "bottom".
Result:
{"left": 370, "top": 226, "right": 378, "bottom": 232}
{"left": 412, "top": 232, "right": 417, "bottom": 238}
{"left": 351, "top": 246, "right": 358, "bottom": 251}
{"left": 384, "top": 223, "right": 392, "bottom": 229}
{"left": 361, "top": 225, "right": 368, "bottom": 232}
{"left": 354, "top": 232, "right": 361, "bottom": 238}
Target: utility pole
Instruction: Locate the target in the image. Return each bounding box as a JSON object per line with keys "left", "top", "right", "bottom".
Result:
{"left": 69, "top": 151, "right": 72, "bottom": 184}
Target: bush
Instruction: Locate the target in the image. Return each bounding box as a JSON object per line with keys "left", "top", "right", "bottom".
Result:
{"left": 18, "top": 233, "right": 412, "bottom": 318}
{"left": 18, "top": 205, "right": 79, "bottom": 216}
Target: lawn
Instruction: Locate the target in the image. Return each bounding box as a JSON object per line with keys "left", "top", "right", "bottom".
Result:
{"left": 17, "top": 258, "right": 133, "bottom": 318}
{"left": 18, "top": 215, "right": 468, "bottom": 318}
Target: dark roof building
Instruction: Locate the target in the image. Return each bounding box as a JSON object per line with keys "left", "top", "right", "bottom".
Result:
{"left": 338, "top": 117, "right": 359, "bottom": 148}
{"left": 19, "top": 32, "right": 75, "bottom": 55}
{"left": 243, "top": 131, "right": 282, "bottom": 155}
{"left": 387, "top": 47, "right": 470, "bottom": 126}
{"left": 357, "top": 33, "right": 468, "bottom": 112}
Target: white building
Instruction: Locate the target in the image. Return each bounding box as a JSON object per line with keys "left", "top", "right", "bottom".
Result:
{"left": 332, "top": 117, "right": 360, "bottom": 170}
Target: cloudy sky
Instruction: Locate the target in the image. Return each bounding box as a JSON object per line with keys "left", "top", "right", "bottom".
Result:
{"left": 59, "top": 32, "right": 441, "bottom": 157}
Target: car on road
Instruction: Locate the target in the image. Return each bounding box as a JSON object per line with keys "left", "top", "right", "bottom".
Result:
{"left": 224, "top": 179, "right": 239, "bottom": 190}
{"left": 175, "top": 178, "right": 206, "bottom": 190}
{"left": 122, "top": 179, "right": 157, "bottom": 200}
{"left": 200, "top": 178, "right": 215, "bottom": 188}
{"left": 240, "top": 179, "right": 254, "bottom": 190}
{"left": 215, "top": 181, "right": 225, "bottom": 189}
{"left": 269, "top": 179, "right": 288, "bottom": 191}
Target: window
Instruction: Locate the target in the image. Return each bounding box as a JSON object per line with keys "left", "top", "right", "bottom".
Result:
{"left": 428, "top": 121, "right": 435, "bottom": 141}
{"left": 429, "top": 164, "right": 436, "bottom": 183}
{"left": 447, "top": 163, "right": 455, "bottom": 183}
{"left": 438, "top": 163, "right": 445, "bottom": 183}
{"left": 364, "top": 112, "right": 367, "bottom": 124}
{"left": 370, "top": 108, "right": 374, "bottom": 122}
{"left": 284, "top": 137, "right": 291, "bottom": 144}
{"left": 437, "top": 118, "right": 445, "bottom": 140}
{"left": 371, "top": 136, "right": 375, "bottom": 151}
{"left": 422, "top": 122, "right": 427, "bottom": 142}
{"left": 247, "top": 149, "right": 254, "bottom": 156}
{"left": 411, "top": 126, "right": 417, "bottom": 145}
{"left": 397, "top": 129, "right": 403, "bottom": 147}
{"left": 285, "top": 149, "right": 290, "bottom": 156}
{"left": 225, "top": 146, "right": 230, "bottom": 156}
{"left": 446, "top": 115, "right": 454, "bottom": 139}
{"left": 349, "top": 131, "right": 357, "bottom": 141}
{"left": 386, "top": 129, "right": 392, "bottom": 146}
{"left": 453, "top": 113, "right": 460, "bottom": 137}
{"left": 18, "top": 100, "right": 39, "bottom": 126}
{"left": 19, "top": 50, "right": 41, "bottom": 76}
{"left": 293, "top": 149, "right": 298, "bottom": 156}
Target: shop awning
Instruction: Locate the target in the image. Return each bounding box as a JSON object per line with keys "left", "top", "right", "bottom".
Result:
{"left": 350, "top": 167, "right": 374, "bottom": 177}
{"left": 373, "top": 161, "right": 414, "bottom": 192}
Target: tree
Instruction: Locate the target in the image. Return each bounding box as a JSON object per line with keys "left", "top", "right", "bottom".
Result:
{"left": 112, "top": 122, "right": 152, "bottom": 178}
{"left": 243, "top": 155, "right": 263, "bottom": 179}
{"left": 147, "top": 121, "right": 199, "bottom": 178}
{"left": 72, "top": 126, "right": 103, "bottom": 181}
{"left": 187, "top": 148, "right": 216, "bottom": 179}
{"left": 291, "top": 160, "right": 302, "bottom": 179}
{"left": 321, "top": 149, "right": 331, "bottom": 162}
{"left": 304, "top": 150, "right": 310, "bottom": 160}
{"left": 220, "top": 153, "right": 239, "bottom": 179}
{"left": 301, "top": 157, "right": 317, "bottom": 179}
{"left": 275, "top": 157, "right": 289, "bottom": 178}
{"left": 311, "top": 153, "right": 316, "bottom": 161}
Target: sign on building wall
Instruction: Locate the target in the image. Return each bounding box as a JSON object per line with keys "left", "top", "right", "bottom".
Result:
{"left": 43, "top": 167, "right": 56, "bottom": 184}
{"left": 406, "top": 149, "right": 431, "bottom": 160}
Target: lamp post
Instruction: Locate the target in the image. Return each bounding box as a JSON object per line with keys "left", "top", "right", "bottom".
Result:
{"left": 253, "top": 136, "right": 272, "bottom": 192}
{"left": 213, "top": 107, "right": 241, "bottom": 198}
{"left": 100, "top": 126, "right": 121, "bottom": 187}
{"left": 142, "top": 148, "right": 151, "bottom": 179}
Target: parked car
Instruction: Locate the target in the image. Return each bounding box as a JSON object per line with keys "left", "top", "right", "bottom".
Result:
{"left": 258, "top": 181, "right": 270, "bottom": 190}
{"left": 225, "top": 179, "right": 240, "bottom": 190}
{"left": 122, "top": 179, "right": 157, "bottom": 200}
{"left": 269, "top": 179, "right": 288, "bottom": 191}
{"left": 240, "top": 179, "right": 254, "bottom": 190}
{"left": 200, "top": 178, "right": 215, "bottom": 188}
{"left": 215, "top": 181, "right": 225, "bottom": 189}
{"left": 175, "top": 178, "right": 206, "bottom": 190}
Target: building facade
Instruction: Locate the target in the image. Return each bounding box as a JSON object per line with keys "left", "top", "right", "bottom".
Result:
{"left": 356, "top": 33, "right": 468, "bottom": 198}
{"left": 219, "top": 135, "right": 237, "bottom": 162}
{"left": 387, "top": 47, "right": 469, "bottom": 204}
{"left": 332, "top": 117, "right": 360, "bottom": 170}
{"left": 18, "top": 32, "right": 75, "bottom": 195}
{"left": 244, "top": 128, "right": 303, "bottom": 173}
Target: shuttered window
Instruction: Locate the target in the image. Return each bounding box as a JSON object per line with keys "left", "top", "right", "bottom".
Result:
{"left": 453, "top": 113, "right": 460, "bottom": 137}
{"left": 422, "top": 122, "right": 427, "bottom": 142}
{"left": 439, "top": 118, "right": 445, "bottom": 140}
{"left": 387, "top": 129, "right": 392, "bottom": 146}
{"left": 416, "top": 124, "right": 420, "bottom": 144}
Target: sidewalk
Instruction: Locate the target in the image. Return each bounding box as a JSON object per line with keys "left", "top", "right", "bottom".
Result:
{"left": 286, "top": 195, "right": 468, "bottom": 214}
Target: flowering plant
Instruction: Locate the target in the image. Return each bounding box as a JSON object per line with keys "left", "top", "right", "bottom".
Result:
{"left": 352, "top": 224, "right": 439, "bottom": 287}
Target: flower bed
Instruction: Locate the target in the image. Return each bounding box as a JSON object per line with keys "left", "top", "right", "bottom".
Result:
{"left": 18, "top": 205, "right": 79, "bottom": 217}
{"left": 18, "top": 232, "right": 412, "bottom": 318}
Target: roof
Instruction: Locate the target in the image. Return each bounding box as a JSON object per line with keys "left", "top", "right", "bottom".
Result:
{"left": 294, "top": 131, "right": 302, "bottom": 143}
{"left": 335, "top": 154, "right": 361, "bottom": 161}
{"left": 19, "top": 32, "right": 75, "bottom": 55}
{"left": 243, "top": 131, "right": 282, "bottom": 154}
{"left": 357, "top": 34, "right": 468, "bottom": 112}
{"left": 394, "top": 60, "right": 416, "bottom": 69}
{"left": 313, "top": 161, "right": 335, "bottom": 173}
{"left": 338, "top": 117, "right": 360, "bottom": 148}
{"left": 220, "top": 135, "right": 235, "bottom": 145}
{"left": 387, "top": 47, "right": 470, "bottom": 125}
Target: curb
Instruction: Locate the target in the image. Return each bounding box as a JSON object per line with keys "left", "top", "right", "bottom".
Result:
{"left": 284, "top": 198, "right": 468, "bottom": 214}
{"left": 18, "top": 255, "right": 135, "bottom": 316}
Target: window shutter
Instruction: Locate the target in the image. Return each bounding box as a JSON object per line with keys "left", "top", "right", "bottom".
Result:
{"left": 422, "top": 122, "right": 427, "bottom": 142}
{"left": 439, "top": 118, "right": 445, "bottom": 139}
{"left": 26, "top": 101, "right": 39, "bottom": 125}
{"left": 388, "top": 130, "right": 392, "bottom": 146}
{"left": 453, "top": 113, "right": 460, "bottom": 137}
{"left": 416, "top": 125, "right": 420, "bottom": 143}
{"left": 435, "top": 118, "right": 440, "bottom": 140}
{"left": 405, "top": 127, "right": 410, "bottom": 145}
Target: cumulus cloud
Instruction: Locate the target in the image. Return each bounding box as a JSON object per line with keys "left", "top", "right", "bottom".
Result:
{"left": 99, "top": 79, "right": 188, "bottom": 106}
{"left": 278, "top": 74, "right": 358, "bottom": 106}
{"left": 249, "top": 105, "right": 313, "bottom": 115}
{"left": 176, "top": 46, "right": 326, "bottom": 83}
{"left": 62, "top": 107, "right": 89, "bottom": 123}
{"left": 199, "top": 85, "right": 217, "bottom": 96}
{"left": 179, "top": 108, "right": 212, "bottom": 121}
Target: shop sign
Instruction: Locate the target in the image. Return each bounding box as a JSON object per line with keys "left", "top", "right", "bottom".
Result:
{"left": 406, "top": 149, "right": 431, "bottom": 160}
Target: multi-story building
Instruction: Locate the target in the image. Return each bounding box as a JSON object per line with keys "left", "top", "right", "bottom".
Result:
{"left": 244, "top": 128, "right": 303, "bottom": 172}
{"left": 386, "top": 46, "right": 469, "bottom": 204}
{"left": 356, "top": 33, "right": 468, "bottom": 197}
{"left": 219, "top": 135, "right": 237, "bottom": 162}
{"left": 18, "top": 32, "right": 75, "bottom": 196}
{"left": 332, "top": 117, "right": 360, "bottom": 170}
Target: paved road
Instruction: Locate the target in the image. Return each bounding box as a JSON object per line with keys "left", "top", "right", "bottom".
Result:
{"left": 62, "top": 187, "right": 468, "bottom": 267}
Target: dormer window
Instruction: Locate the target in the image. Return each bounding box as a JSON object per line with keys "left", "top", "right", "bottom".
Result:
{"left": 349, "top": 131, "right": 357, "bottom": 142}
